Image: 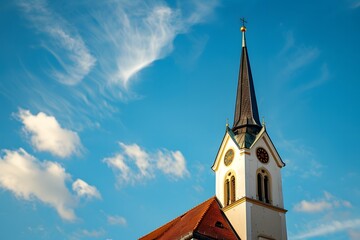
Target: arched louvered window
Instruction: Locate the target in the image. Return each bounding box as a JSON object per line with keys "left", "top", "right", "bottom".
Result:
{"left": 224, "top": 172, "right": 236, "bottom": 206}
{"left": 225, "top": 179, "right": 230, "bottom": 206}
{"left": 231, "top": 176, "right": 236, "bottom": 203}
{"left": 257, "top": 173, "right": 263, "bottom": 201}
{"left": 257, "top": 169, "right": 271, "bottom": 204}
{"left": 264, "top": 176, "right": 270, "bottom": 203}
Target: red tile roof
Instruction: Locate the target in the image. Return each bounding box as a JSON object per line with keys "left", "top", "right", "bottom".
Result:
{"left": 139, "top": 197, "right": 240, "bottom": 240}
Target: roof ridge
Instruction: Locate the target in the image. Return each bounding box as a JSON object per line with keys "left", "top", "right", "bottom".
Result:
{"left": 138, "top": 216, "right": 180, "bottom": 239}
{"left": 157, "top": 216, "right": 180, "bottom": 239}
{"left": 193, "top": 197, "right": 216, "bottom": 231}
{"left": 138, "top": 197, "right": 216, "bottom": 240}
{"left": 178, "top": 196, "right": 215, "bottom": 219}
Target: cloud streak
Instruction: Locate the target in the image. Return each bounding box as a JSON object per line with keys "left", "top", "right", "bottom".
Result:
{"left": 294, "top": 191, "right": 352, "bottom": 213}
{"left": 91, "top": 0, "right": 218, "bottom": 88}
{"left": 10, "top": 0, "right": 218, "bottom": 130}
{"left": 294, "top": 200, "right": 332, "bottom": 213}
{"left": 107, "top": 215, "right": 127, "bottom": 226}
{"left": 17, "top": 0, "right": 96, "bottom": 85}
{"left": 292, "top": 219, "right": 360, "bottom": 239}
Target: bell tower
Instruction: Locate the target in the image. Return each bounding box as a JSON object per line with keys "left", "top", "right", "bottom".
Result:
{"left": 212, "top": 22, "right": 287, "bottom": 240}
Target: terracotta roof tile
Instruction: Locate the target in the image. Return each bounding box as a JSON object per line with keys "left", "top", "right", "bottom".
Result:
{"left": 139, "top": 197, "right": 240, "bottom": 240}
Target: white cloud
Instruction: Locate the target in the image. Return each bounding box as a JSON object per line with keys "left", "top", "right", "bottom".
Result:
{"left": 0, "top": 148, "right": 101, "bottom": 221}
{"left": 91, "top": 0, "right": 218, "bottom": 88}
{"left": 157, "top": 150, "right": 189, "bottom": 178}
{"left": 17, "top": 109, "right": 82, "bottom": 158}
{"left": 107, "top": 215, "right": 127, "bottom": 226}
{"left": 119, "top": 143, "right": 152, "bottom": 178}
{"left": 103, "top": 143, "right": 153, "bottom": 186}
{"left": 294, "top": 191, "right": 352, "bottom": 213}
{"left": 82, "top": 228, "right": 106, "bottom": 238}
{"left": 72, "top": 179, "right": 101, "bottom": 200}
{"left": 294, "top": 200, "right": 332, "bottom": 213}
{"left": 17, "top": 0, "right": 96, "bottom": 85}
{"left": 0, "top": 148, "right": 76, "bottom": 220}
{"left": 292, "top": 219, "right": 360, "bottom": 239}
{"left": 103, "top": 142, "right": 189, "bottom": 187}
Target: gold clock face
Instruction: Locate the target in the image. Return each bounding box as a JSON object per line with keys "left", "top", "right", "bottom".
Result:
{"left": 224, "top": 149, "right": 234, "bottom": 166}
{"left": 256, "top": 147, "right": 269, "bottom": 163}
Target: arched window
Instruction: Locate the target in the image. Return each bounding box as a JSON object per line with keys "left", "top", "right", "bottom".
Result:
{"left": 231, "top": 176, "right": 236, "bottom": 202}
{"left": 225, "top": 179, "right": 230, "bottom": 206}
{"left": 224, "top": 172, "right": 236, "bottom": 206}
{"left": 257, "top": 173, "right": 263, "bottom": 201}
{"left": 264, "top": 176, "right": 270, "bottom": 203}
{"left": 257, "top": 169, "right": 271, "bottom": 204}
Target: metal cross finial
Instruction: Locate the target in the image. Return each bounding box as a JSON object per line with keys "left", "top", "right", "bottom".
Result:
{"left": 240, "top": 17, "right": 247, "bottom": 27}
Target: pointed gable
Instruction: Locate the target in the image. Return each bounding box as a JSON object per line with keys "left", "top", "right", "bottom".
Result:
{"left": 212, "top": 126, "right": 240, "bottom": 172}
{"left": 139, "top": 197, "right": 240, "bottom": 240}
{"left": 250, "top": 127, "right": 286, "bottom": 168}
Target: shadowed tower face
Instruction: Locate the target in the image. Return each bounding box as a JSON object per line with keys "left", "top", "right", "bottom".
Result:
{"left": 212, "top": 22, "right": 288, "bottom": 240}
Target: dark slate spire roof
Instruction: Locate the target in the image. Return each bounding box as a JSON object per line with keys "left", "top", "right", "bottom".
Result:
{"left": 232, "top": 25, "right": 262, "bottom": 148}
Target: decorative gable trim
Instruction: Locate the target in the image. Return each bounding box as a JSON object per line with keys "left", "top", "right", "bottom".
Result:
{"left": 212, "top": 127, "right": 240, "bottom": 172}
{"left": 250, "top": 128, "right": 285, "bottom": 168}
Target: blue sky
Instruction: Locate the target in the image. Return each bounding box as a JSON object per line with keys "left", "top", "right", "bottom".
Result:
{"left": 1, "top": 0, "right": 360, "bottom": 239}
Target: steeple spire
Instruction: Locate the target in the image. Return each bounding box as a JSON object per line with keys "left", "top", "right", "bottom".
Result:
{"left": 232, "top": 21, "right": 262, "bottom": 148}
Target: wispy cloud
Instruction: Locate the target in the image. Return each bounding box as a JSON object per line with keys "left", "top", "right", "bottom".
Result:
{"left": 277, "top": 30, "right": 330, "bottom": 92}
{"left": 17, "top": 109, "right": 82, "bottom": 158}
{"left": 81, "top": 228, "right": 106, "bottom": 238}
{"left": 107, "top": 215, "right": 127, "bottom": 226}
{"left": 282, "top": 46, "right": 319, "bottom": 78}
{"left": 90, "top": 0, "right": 218, "bottom": 88}
{"left": 297, "top": 64, "right": 330, "bottom": 92}
{"left": 278, "top": 31, "right": 319, "bottom": 78}
{"left": 292, "top": 219, "right": 360, "bottom": 239}
{"left": 294, "top": 191, "right": 352, "bottom": 213}
{"left": 10, "top": 0, "right": 218, "bottom": 130}
{"left": 103, "top": 142, "right": 189, "bottom": 187}
{"left": 0, "top": 148, "right": 101, "bottom": 221}
{"left": 17, "top": 0, "right": 96, "bottom": 85}
{"left": 278, "top": 31, "right": 295, "bottom": 56}
{"left": 281, "top": 138, "right": 323, "bottom": 178}
{"left": 351, "top": 1, "right": 360, "bottom": 8}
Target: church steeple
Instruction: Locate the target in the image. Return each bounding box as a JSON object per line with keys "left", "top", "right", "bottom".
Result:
{"left": 232, "top": 22, "right": 262, "bottom": 148}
